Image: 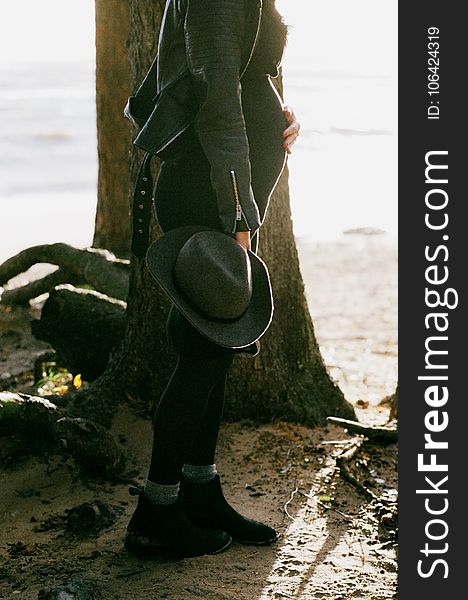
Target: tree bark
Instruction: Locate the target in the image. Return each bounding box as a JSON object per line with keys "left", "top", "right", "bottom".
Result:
{"left": 226, "top": 161, "right": 354, "bottom": 423}
{"left": 67, "top": 0, "right": 170, "bottom": 426}
{"left": 72, "top": 0, "right": 354, "bottom": 426}
{"left": 93, "top": 0, "right": 132, "bottom": 257}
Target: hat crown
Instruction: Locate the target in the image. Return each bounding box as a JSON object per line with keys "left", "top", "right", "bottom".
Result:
{"left": 174, "top": 231, "right": 252, "bottom": 320}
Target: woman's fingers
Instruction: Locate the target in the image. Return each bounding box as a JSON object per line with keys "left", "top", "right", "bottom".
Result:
{"left": 283, "top": 105, "right": 294, "bottom": 121}
{"left": 282, "top": 105, "right": 300, "bottom": 154}
{"left": 284, "top": 135, "right": 296, "bottom": 154}
{"left": 283, "top": 125, "right": 300, "bottom": 154}
{"left": 283, "top": 121, "right": 300, "bottom": 136}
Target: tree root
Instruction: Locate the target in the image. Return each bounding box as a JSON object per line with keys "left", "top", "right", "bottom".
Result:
{"left": 0, "top": 392, "right": 58, "bottom": 443}
{"left": 327, "top": 416, "right": 397, "bottom": 443}
{"left": 0, "top": 243, "right": 130, "bottom": 305}
{"left": 0, "top": 392, "right": 127, "bottom": 479}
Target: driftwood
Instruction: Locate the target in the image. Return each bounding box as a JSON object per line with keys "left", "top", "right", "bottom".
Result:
{"left": 0, "top": 392, "right": 126, "bottom": 478}
{"left": 38, "top": 578, "right": 102, "bottom": 600}
{"left": 0, "top": 243, "right": 130, "bottom": 305}
{"left": 31, "top": 285, "right": 127, "bottom": 381}
{"left": 327, "top": 416, "right": 397, "bottom": 443}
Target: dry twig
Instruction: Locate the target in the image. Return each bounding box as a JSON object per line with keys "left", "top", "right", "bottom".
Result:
{"left": 335, "top": 439, "right": 380, "bottom": 502}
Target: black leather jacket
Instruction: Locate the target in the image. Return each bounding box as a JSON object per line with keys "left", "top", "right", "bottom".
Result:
{"left": 124, "top": 0, "right": 264, "bottom": 235}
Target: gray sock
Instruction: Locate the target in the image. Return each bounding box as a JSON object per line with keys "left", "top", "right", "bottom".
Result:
{"left": 182, "top": 463, "right": 217, "bottom": 484}
{"left": 143, "top": 479, "right": 180, "bottom": 505}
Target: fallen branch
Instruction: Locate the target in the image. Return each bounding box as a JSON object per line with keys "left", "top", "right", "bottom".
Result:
{"left": 335, "top": 438, "right": 380, "bottom": 502}
{"left": 327, "top": 416, "right": 397, "bottom": 443}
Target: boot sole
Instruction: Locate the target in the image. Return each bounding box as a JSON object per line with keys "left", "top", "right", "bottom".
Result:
{"left": 182, "top": 511, "right": 279, "bottom": 546}
{"left": 124, "top": 531, "right": 232, "bottom": 559}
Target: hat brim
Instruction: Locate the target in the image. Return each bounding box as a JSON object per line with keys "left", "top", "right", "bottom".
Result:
{"left": 145, "top": 225, "right": 273, "bottom": 348}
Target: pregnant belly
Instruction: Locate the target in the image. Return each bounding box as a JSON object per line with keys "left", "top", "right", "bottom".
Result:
{"left": 241, "top": 75, "right": 288, "bottom": 221}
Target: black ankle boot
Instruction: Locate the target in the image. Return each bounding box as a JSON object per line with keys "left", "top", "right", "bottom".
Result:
{"left": 124, "top": 492, "right": 232, "bottom": 558}
{"left": 181, "top": 474, "right": 278, "bottom": 546}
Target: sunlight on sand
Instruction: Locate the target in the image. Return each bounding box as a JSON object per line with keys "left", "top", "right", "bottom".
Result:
{"left": 258, "top": 465, "right": 395, "bottom": 599}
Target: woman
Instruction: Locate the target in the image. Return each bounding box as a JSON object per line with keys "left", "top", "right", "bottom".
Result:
{"left": 125, "top": 0, "right": 300, "bottom": 558}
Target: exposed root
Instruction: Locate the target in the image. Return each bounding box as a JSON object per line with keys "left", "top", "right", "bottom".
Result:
{"left": 0, "top": 243, "right": 130, "bottom": 305}
{"left": 327, "top": 416, "right": 397, "bottom": 443}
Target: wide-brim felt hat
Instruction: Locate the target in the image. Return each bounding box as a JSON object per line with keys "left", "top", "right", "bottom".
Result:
{"left": 145, "top": 225, "right": 273, "bottom": 349}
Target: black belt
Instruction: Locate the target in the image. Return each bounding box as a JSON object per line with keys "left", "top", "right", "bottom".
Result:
{"left": 131, "top": 151, "right": 154, "bottom": 258}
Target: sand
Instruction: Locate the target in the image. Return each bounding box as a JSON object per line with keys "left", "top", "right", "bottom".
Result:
{"left": 0, "top": 234, "right": 397, "bottom": 599}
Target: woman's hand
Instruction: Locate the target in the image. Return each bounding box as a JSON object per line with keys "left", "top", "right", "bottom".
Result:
{"left": 234, "top": 231, "right": 251, "bottom": 251}
{"left": 282, "top": 105, "right": 300, "bottom": 155}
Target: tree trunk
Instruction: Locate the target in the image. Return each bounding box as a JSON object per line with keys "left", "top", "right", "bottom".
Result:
{"left": 226, "top": 161, "right": 354, "bottom": 423}
{"left": 93, "top": 0, "right": 132, "bottom": 258}
{"left": 68, "top": 0, "right": 172, "bottom": 426}
{"left": 74, "top": 0, "right": 355, "bottom": 426}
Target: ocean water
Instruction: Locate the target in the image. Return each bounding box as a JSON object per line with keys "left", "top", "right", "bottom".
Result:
{"left": 0, "top": 0, "right": 397, "bottom": 263}
{"left": 0, "top": 61, "right": 98, "bottom": 262}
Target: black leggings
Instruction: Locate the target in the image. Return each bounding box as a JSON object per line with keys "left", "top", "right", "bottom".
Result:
{"left": 148, "top": 305, "right": 235, "bottom": 484}
{"left": 148, "top": 135, "right": 237, "bottom": 484}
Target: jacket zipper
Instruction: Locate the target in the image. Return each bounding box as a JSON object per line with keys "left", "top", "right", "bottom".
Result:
{"left": 230, "top": 169, "right": 250, "bottom": 233}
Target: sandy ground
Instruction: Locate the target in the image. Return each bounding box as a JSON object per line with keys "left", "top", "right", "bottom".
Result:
{"left": 0, "top": 235, "right": 397, "bottom": 599}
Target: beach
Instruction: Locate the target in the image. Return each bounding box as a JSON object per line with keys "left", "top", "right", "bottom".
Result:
{"left": 0, "top": 2, "right": 397, "bottom": 596}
